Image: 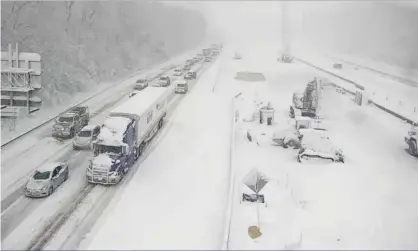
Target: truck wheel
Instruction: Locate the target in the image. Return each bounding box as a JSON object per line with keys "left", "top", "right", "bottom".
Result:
{"left": 70, "top": 129, "right": 75, "bottom": 138}
{"left": 409, "top": 140, "right": 418, "bottom": 156}
{"left": 158, "top": 119, "right": 163, "bottom": 129}
{"left": 138, "top": 143, "right": 145, "bottom": 157}
{"left": 48, "top": 186, "right": 53, "bottom": 196}
{"left": 134, "top": 146, "right": 140, "bottom": 160}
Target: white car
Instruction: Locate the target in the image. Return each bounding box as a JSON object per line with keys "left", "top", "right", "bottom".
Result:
{"left": 73, "top": 124, "right": 101, "bottom": 150}
{"left": 297, "top": 133, "right": 344, "bottom": 163}
{"left": 133, "top": 78, "right": 148, "bottom": 90}
{"left": 24, "top": 162, "right": 69, "bottom": 197}
{"left": 173, "top": 68, "right": 183, "bottom": 76}
{"left": 174, "top": 80, "right": 188, "bottom": 94}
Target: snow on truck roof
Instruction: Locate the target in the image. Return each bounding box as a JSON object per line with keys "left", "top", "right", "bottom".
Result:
{"left": 98, "top": 117, "right": 132, "bottom": 145}
{"left": 110, "top": 86, "right": 169, "bottom": 118}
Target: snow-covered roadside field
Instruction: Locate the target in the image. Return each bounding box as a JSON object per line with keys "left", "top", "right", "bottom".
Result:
{"left": 227, "top": 57, "right": 418, "bottom": 249}
{"left": 77, "top": 49, "right": 234, "bottom": 250}
{"left": 292, "top": 47, "right": 418, "bottom": 124}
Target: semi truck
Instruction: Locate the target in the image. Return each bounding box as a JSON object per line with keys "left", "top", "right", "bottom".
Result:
{"left": 301, "top": 78, "right": 320, "bottom": 118}
{"left": 87, "top": 86, "right": 174, "bottom": 185}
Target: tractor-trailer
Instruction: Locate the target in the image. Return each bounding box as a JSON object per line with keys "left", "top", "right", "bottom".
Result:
{"left": 87, "top": 86, "right": 175, "bottom": 185}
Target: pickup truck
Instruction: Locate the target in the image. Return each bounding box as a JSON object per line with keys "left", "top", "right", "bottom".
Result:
{"left": 53, "top": 106, "right": 89, "bottom": 138}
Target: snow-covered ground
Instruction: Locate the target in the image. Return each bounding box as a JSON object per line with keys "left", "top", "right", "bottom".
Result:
{"left": 4, "top": 43, "right": 417, "bottom": 250}
{"left": 226, "top": 54, "right": 418, "bottom": 249}
{"left": 77, "top": 49, "right": 235, "bottom": 250}
{"left": 292, "top": 46, "right": 418, "bottom": 124}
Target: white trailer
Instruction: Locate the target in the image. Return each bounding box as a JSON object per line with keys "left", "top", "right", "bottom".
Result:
{"left": 88, "top": 85, "right": 175, "bottom": 184}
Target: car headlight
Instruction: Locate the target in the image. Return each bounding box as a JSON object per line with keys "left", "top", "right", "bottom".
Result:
{"left": 41, "top": 186, "right": 49, "bottom": 191}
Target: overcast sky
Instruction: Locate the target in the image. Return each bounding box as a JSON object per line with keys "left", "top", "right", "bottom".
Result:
{"left": 163, "top": 1, "right": 283, "bottom": 46}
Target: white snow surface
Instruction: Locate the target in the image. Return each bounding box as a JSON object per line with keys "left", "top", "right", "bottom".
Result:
{"left": 226, "top": 52, "right": 418, "bottom": 249}
{"left": 80, "top": 50, "right": 235, "bottom": 250}
{"left": 292, "top": 46, "right": 418, "bottom": 124}
{"left": 98, "top": 117, "right": 131, "bottom": 144}
{"left": 92, "top": 154, "right": 113, "bottom": 168}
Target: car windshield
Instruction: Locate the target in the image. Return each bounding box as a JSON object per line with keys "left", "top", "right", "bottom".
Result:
{"left": 177, "top": 84, "right": 186, "bottom": 87}
{"left": 78, "top": 130, "right": 92, "bottom": 137}
{"left": 136, "top": 79, "right": 146, "bottom": 83}
{"left": 58, "top": 116, "right": 73, "bottom": 123}
{"left": 33, "top": 171, "right": 51, "bottom": 180}
{"left": 160, "top": 77, "right": 167, "bottom": 80}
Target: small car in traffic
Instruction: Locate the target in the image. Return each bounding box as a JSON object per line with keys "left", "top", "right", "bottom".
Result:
{"left": 184, "top": 71, "right": 196, "bottom": 80}
{"left": 158, "top": 76, "right": 171, "bottom": 87}
{"left": 73, "top": 124, "right": 101, "bottom": 150}
{"left": 133, "top": 78, "right": 148, "bottom": 91}
{"left": 173, "top": 68, "right": 183, "bottom": 76}
{"left": 174, "top": 80, "right": 189, "bottom": 94}
{"left": 24, "top": 162, "right": 69, "bottom": 198}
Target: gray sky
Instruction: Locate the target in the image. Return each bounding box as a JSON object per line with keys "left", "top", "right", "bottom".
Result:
{"left": 163, "top": 1, "right": 283, "bottom": 46}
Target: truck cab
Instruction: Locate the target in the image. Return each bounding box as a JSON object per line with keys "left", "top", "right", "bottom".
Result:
{"left": 405, "top": 126, "right": 418, "bottom": 157}
{"left": 88, "top": 117, "right": 136, "bottom": 184}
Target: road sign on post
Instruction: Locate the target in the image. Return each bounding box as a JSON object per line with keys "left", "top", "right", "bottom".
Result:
{"left": 243, "top": 168, "right": 269, "bottom": 230}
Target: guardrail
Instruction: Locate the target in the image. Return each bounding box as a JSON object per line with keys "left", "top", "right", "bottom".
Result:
{"left": 221, "top": 92, "right": 242, "bottom": 250}
{"left": 295, "top": 57, "right": 417, "bottom": 126}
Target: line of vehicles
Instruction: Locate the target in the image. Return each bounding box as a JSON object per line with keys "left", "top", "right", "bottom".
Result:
{"left": 23, "top": 44, "right": 223, "bottom": 198}
{"left": 272, "top": 77, "right": 345, "bottom": 163}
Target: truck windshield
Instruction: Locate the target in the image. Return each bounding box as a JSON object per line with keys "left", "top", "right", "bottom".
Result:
{"left": 58, "top": 117, "right": 73, "bottom": 123}
{"left": 95, "top": 144, "right": 122, "bottom": 155}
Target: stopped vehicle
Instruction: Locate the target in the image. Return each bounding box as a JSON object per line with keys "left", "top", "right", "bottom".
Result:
{"left": 87, "top": 86, "right": 174, "bottom": 185}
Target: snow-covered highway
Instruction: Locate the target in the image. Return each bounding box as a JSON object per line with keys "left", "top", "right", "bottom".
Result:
{"left": 1, "top": 47, "right": 213, "bottom": 250}
{"left": 2, "top": 43, "right": 418, "bottom": 250}
{"left": 77, "top": 48, "right": 235, "bottom": 250}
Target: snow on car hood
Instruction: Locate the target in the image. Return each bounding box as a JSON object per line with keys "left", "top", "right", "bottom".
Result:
{"left": 26, "top": 179, "right": 48, "bottom": 190}
{"left": 92, "top": 154, "right": 114, "bottom": 170}
{"left": 74, "top": 136, "right": 91, "bottom": 145}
